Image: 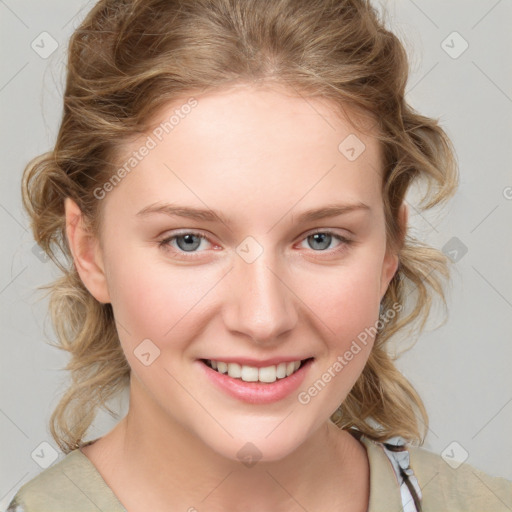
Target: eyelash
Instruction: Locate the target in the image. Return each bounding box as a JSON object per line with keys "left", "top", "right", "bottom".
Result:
{"left": 157, "top": 229, "right": 353, "bottom": 259}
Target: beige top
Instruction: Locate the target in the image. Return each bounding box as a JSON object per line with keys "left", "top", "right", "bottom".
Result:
{"left": 7, "top": 434, "right": 512, "bottom": 511}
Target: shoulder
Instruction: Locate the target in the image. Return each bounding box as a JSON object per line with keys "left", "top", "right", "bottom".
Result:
{"left": 6, "top": 449, "right": 126, "bottom": 512}
{"left": 407, "top": 443, "right": 512, "bottom": 511}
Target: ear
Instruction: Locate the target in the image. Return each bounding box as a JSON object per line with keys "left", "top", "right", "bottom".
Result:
{"left": 64, "top": 197, "right": 111, "bottom": 304}
{"left": 379, "top": 202, "right": 408, "bottom": 300}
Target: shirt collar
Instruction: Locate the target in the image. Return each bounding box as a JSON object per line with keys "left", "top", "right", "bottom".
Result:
{"left": 358, "top": 435, "right": 404, "bottom": 511}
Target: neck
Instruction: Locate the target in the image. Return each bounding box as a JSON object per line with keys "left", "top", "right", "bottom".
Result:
{"left": 100, "top": 377, "right": 369, "bottom": 512}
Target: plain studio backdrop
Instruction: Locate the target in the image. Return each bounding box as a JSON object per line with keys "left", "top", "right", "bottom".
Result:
{"left": 1, "top": 0, "right": 511, "bottom": 507}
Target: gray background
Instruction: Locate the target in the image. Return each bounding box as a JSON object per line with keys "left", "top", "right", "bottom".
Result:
{"left": 1, "top": 0, "right": 511, "bottom": 507}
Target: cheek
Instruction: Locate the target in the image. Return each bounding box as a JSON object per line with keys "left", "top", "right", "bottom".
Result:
{"left": 298, "top": 278, "right": 379, "bottom": 416}
{"left": 298, "top": 258, "right": 382, "bottom": 337}
{"left": 295, "top": 254, "right": 383, "bottom": 396}
{"left": 104, "top": 249, "right": 216, "bottom": 347}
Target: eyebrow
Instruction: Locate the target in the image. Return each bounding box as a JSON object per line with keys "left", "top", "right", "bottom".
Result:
{"left": 136, "top": 201, "right": 371, "bottom": 225}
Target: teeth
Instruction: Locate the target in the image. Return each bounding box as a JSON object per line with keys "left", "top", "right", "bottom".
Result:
{"left": 241, "top": 365, "right": 259, "bottom": 382}
{"left": 276, "top": 363, "right": 287, "bottom": 379}
{"left": 227, "top": 362, "right": 241, "bottom": 378}
{"left": 259, "top": 365, "right": 277, "bottom": 383}
{"left": 207, "top": 359, "right": 306, "bottom": 383}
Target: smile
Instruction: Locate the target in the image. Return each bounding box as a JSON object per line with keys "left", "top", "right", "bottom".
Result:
{"left": 198, "top": 357, "right": 315, "bottom": 404}
{"left": 202, "top": 358, "right": 313, "bottom": 383}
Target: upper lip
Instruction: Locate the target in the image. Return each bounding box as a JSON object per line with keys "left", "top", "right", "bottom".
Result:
{"left": 200, "top": 356, "right": 313, "bottom": 368}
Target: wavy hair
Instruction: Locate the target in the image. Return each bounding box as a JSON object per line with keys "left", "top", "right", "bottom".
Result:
{"left": 22, "top": 0, "right": 458, "bottom": 453}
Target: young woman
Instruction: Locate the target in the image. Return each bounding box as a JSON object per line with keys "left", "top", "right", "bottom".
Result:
{"left": 8, "top": 0, "right": 512, "bottom": 510}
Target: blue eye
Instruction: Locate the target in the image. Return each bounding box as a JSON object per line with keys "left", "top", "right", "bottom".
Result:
{"left": 173, "top": 233, "right": 204, "bottom": 252}
{"left": 158, "top": 231, "right": 211, "bottom": 255}
{"left": 158, "top": 229, "right": 353, "bottom": 259}
{"left": 304, "top": 232, "right": 339, "bottom": 251}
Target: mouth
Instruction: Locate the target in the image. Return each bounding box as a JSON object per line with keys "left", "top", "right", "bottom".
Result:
{"left": 198, "top": 356, "right": 315, "bottom": 404}
{"left": 200, "top": 357, "right": 314, "bottom": 384}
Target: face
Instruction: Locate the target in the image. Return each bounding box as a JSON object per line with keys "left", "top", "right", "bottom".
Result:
{"left": 71, "top": 84, "right": 400, "bottom": 462}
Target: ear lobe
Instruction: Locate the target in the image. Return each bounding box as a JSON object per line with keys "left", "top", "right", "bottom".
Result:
{"left": 64, "top": 197, "right": 111, "bottom": 304}
{"left": 379, "top": 202, "right": 408, "bottom": 300}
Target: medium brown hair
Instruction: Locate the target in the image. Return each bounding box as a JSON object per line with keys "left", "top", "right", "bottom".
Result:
{"left": 22, "top": 0, "right": 458, "bottom": 453}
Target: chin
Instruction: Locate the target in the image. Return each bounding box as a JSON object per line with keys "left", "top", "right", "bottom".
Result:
{"left": 197, "top": 420, "right": 312, "bottom": 465}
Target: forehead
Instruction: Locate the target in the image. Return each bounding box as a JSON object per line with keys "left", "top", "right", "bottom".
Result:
{"left": 105, "top": 85, "right": 383, "bottom": 226}
{"left": 142, "top": 83, "right": 380, "bottom": 159}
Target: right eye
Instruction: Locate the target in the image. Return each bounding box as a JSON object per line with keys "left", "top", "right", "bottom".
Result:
{"left": 159, "top": 230, "right": 214, "bottom": 254}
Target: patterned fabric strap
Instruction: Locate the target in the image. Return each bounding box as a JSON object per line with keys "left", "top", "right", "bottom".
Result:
{"left": 381, "top": 436, "right": 422, "bottom": 512}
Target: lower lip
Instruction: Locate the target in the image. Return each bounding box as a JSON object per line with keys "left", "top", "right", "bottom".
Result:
{"left": 196, "top": 358, "right": 314, "bottom": 404}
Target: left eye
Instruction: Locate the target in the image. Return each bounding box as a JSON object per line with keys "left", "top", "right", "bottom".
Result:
{"left": 300, "top": 231, "right": 348, "bottom": 251}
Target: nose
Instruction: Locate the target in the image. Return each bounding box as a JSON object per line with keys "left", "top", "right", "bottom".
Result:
{"left": 222, "top": 250, "right": 298, "bottom": 345}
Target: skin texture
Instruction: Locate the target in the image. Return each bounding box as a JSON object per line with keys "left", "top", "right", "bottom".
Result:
{"left": 65, "top": 83, "right": 407, "bottom": 511}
